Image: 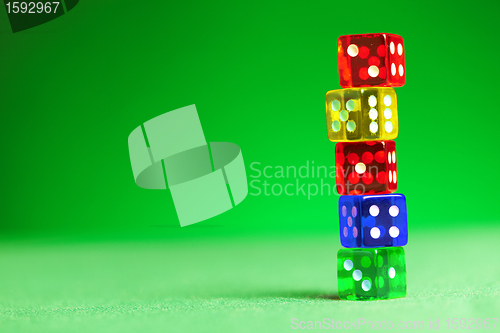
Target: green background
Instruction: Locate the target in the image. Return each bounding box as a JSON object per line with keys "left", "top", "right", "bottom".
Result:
{"left": 0, "top": 0, "right": 499, "bottom": 332}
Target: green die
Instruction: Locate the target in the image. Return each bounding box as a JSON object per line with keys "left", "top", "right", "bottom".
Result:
{"left": 337, "top": 247, "right": 406, "bottom": 300}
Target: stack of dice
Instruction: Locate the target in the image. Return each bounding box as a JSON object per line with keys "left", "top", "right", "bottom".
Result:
{"left": 325, "top": 33, "right": 408, "bottom": 300}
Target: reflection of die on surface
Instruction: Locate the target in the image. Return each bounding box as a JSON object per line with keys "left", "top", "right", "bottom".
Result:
{"left": 337, "top": 247, "right": 406, "bottom": 301}
{"left": 338, "top": 33, "right": 405, "bottom": 88}
{"left": 326, "top": 87, "right": 398, "bottom": 142}
{"left": 335, "top": 141, "right": 397, "bottom": 195}
{"left": 339, "top": 194, "right": 407, "bottom": 248}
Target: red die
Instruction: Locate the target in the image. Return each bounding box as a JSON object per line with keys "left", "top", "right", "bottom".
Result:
{"left": 335, "top": 141, "right": 397, "bottom": 195}
{"left": 338, "top": 33, "right": 405, "bottom": 88}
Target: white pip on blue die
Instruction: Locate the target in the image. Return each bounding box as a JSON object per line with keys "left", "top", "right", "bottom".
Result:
{"left": 339, "top": 194, "right": 408, "bottom": 248}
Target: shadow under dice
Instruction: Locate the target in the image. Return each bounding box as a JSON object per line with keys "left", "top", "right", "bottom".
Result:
{"left": 337, "top": 247, "right": 406, "bottom": 300}
{"left": 339, "top": 194, "right": 408, "bottom": 248}
{"left": 335, "top": 141, "right": 397, "bottom": 195}
{"left": 338, "top": 33, "right": 406, "bottom": 88}
{"left": 326, "top": 87, "right": 398, "bottom": 142}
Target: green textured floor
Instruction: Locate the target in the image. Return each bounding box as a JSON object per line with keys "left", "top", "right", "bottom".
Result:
{"left": 0, "top": 226, "right": 498, "bottom": 333}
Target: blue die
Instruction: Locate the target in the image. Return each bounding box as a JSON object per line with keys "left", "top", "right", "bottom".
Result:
{"left": 339, "top": 194, "right": 408, "bottom": 248}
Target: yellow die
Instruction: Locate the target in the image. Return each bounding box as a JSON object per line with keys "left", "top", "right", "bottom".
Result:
{"left": 326, "top": 88, "right": 398, "bottom": 142}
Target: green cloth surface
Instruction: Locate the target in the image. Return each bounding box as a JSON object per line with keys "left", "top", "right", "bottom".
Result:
{"left": 1, "top": 227, "right": 498, "bottom": 333}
